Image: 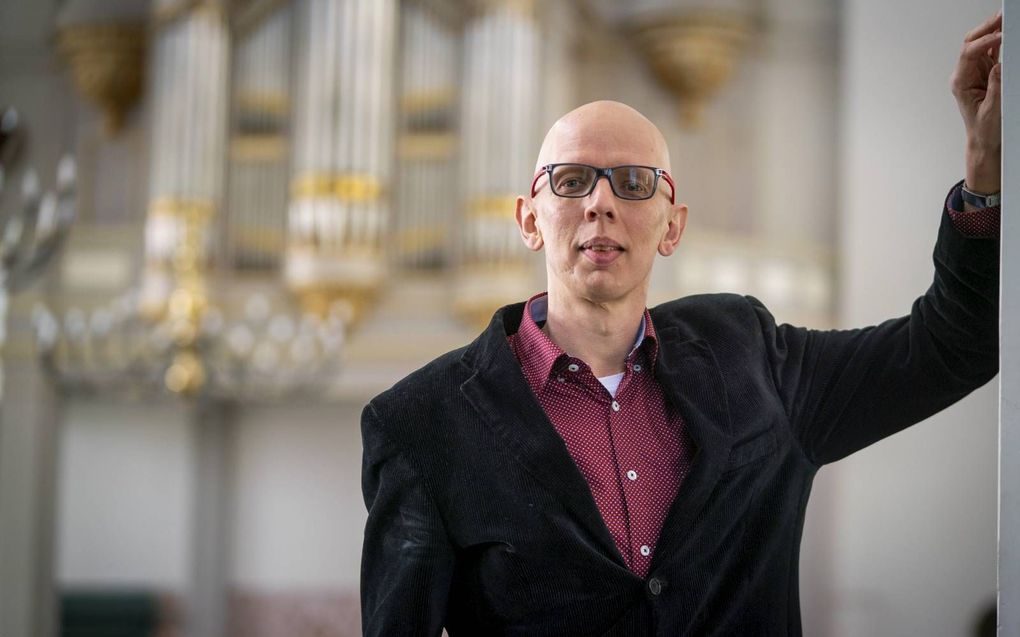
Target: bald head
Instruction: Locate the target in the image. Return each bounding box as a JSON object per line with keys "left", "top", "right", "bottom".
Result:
{"left": 535, "top": 101, "right": 671, "bottom": 173}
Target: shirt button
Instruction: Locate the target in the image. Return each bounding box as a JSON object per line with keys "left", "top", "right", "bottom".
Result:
{"left": 633, "top": 364, "right": 642, "bottom": 372}
{"left": 648, "top": 577, "right": 663, "bottom": 596}
{"left": 640, "top": 545, "right": 651, "bottom": 557}
{"left": 611, "top": 401, "right": 620, "bottom": 412}
{"left": 626, "top": 470, "right": 638, "bottom": 481}
{"left": 567, "top": 363, "right": 580, "bottom": 372}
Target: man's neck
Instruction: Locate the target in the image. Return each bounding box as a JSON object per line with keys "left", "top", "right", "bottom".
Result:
{"left": 542, "top": 289, "right": 646, "bottom": 378}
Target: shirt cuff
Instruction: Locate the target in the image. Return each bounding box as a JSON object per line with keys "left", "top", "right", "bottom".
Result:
{"left": 946, "top": 180, "right": 1000, "bottom": 239}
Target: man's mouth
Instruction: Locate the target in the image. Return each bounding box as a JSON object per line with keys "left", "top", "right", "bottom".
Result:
{"left": 579, "top": 239, "right": 624, "bottom": 252}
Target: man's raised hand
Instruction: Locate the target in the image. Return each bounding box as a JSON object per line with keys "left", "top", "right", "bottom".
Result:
{"left": 951, "top": 9, "right": 1003, "bottom": 194}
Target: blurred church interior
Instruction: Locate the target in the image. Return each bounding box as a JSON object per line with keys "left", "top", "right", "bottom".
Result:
{"left": 0, "top": 0, "right": 1001, "bottom": 635}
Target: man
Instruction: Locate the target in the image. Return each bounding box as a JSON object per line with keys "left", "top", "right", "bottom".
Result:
{"left": 361, "top": 12, "right": 1002, "bottom": 636}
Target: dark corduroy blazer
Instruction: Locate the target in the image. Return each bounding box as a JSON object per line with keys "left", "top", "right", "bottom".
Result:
{"left": 360, "top": 210, "right": 998, "bottom": 636}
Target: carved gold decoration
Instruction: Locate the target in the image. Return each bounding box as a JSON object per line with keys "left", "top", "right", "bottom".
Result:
{"left": 231, "top": 227, "right": 286, "bottom": 252}
{"left": 290, "top": 173, "right": 385, "bottom": 203}
{"left": 235, "top": 91, "right": 290, "bottom": 117}
{"left": 630, "top": 12, "right": 752, "bottom": 129}
{"left": 398, "top": 133, "right": 457, "bottom": 161}
{"left": 148, "top": 197, "right": 216, "bottom": 220}
{"left": 230, "top": 135, "right": 288, "bottom": 162}
{"left": 163, "top": 198, "right": 212, "bottom": 395}
{"left": 400, "top": 89, "right": 456, "bottom": 114}
{"left": 58, "top": 24, "right": 146, "bottom": 135}
{"left": 290, "top": 283, "right": 374, "bottom": 326}
{"left": 285, "top": 243, "right": 385, "bottom": 325}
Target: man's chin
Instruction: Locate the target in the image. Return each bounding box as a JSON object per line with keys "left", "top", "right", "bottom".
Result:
{"left": 571, "top": 277, "right": 631, "bottom": 305}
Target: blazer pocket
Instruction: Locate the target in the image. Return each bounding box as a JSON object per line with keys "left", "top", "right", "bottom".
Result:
{"left": 724, "top": 427, "right": 777, "bottom": 472}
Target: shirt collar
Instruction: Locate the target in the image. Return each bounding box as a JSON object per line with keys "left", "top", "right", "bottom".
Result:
{"left": 512, "top": 292, "right": 659, "bottom": 391}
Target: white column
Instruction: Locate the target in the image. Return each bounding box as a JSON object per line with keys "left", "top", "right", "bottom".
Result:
{"left": 140, "top": 2, "right": 229, "bottom": 316}
{"left": 225, "top": 7, "right": 291, "bottom": 270}
{"left": 0, "top": 353, "right": 62, "bottom": 637}
{"left": 393, "top": 2, "right": 458, "bottom": 269}
{"left": 285, "top": 0, "right": 397, "bottom": 319}
{"left": 188, "top": 401, "right": 236, "bottom": 637}
{"left": 1000, "top": 0, "right": 1017, "bottom": 632}
{"left": 454, "top": 0, "right": 542, "bottom": 327}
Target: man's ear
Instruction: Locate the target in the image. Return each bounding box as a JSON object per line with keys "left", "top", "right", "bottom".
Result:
{"left": 658, "top": 202, "right": 687, "bottom": 257}
{"left": 515, "top": 196, "right": 544, "bottom": 251}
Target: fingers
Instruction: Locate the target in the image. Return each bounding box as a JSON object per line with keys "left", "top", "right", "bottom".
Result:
{"left": 985, "top": 63, "right": 1003, "bottom": 108}
{"left": 986, "top": 32, "right": 1002, "bottom": 60}
{"left": 964, "top": 9, "right": 1003, "bottom": 43}
{"left": 962, "top": 31, "right": 1003, "bottom": 60}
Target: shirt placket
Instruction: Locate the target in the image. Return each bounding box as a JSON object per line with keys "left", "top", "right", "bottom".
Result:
{"left": 561, "top": 357, "right": 639, "bottom": 569}
{"left": 612, "top": 355, "right": 658, "bottom": 576}
{"left": 592, "top": 363, "right": 650, "bottom": 574}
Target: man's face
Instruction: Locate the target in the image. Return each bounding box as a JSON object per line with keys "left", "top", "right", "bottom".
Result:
{"left": 517, "top": 102, "right": 686, "bottom": 307}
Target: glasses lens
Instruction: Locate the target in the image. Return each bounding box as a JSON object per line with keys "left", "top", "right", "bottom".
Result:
{"left": 610, "top": 166, "right": 657, "bottom": 200}
{"left": 549, "top": 164, "right": 596, "bottom": 197}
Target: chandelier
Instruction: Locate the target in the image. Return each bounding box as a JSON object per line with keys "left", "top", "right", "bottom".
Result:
{"left": 0, "top": 106, "right": 77, "bottom": 402}
{"left": 33, "top": 291, "right": 347, "bottom": 402}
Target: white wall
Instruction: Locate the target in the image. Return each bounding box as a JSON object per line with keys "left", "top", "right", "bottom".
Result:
{"left": 57, "top": 401, "right": 194, "bottom": 588}
{"left": 56, "top": 400, "right": 368, "bottom": 594}
{"left": 230, "top": 403, "right": 366, "bottom": 592}
{"left": 818, "top": 1, "right": 1001, "bottom": 635}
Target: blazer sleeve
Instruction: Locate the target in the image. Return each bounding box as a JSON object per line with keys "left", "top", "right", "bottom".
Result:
{"left": 361, "top": 402, "right": 455, "bottom": 636}
{"left": 750, "top": 202, "right": 999, "bottom": 466}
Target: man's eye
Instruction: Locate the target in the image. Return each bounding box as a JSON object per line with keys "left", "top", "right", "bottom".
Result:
{"left": 556, "top": 176, "right": 588, "bottom": 192}
{"left": 622, "top": 181, "right": 649, "bottom": 193}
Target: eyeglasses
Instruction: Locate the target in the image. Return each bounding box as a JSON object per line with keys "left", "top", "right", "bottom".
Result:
{"left": 530, "top": 163, "right": 676, "bottom": 205}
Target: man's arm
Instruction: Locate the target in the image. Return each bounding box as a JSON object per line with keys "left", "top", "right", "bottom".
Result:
{"left": 952, "top": 10, "right": 1002, "bottom": 210}
{"left": 361, "top": 402, "right": 455, "bottom": 636}
{"left": 753, "top": 13, "right": 1003, "bottom": 464}
{"left": 752, "top": 196, "right": 999, "bottom": 465}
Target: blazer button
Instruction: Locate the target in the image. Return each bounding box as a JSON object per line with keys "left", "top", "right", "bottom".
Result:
{"left": 647, "top": 578, "right": 664, "bottom": 596}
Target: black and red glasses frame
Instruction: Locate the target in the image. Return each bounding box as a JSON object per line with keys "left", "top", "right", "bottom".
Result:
{"left": 530, "top": 163, "right": 676, "bottom": 205}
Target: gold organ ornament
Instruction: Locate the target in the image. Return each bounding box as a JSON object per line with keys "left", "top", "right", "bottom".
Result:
{"left": 631, "top": 12, "right": 752, "bottom": 129}
{"left": 57, "top": 23, "right": 146, "bottom": 135}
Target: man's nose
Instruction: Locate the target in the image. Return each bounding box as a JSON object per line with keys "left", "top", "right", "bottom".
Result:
{"left": 584, "top": 176, "right": 617, "bottom": 221}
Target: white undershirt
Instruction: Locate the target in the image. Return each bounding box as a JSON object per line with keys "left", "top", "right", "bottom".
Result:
{"left": 596, "top": 372, "right": 626, "bottom": 397}
{"left": 528, "top": 295, "right": 646, "bottom": 398}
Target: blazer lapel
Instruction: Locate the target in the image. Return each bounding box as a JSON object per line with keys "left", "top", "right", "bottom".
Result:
{"left": 650, "top": 329, "right": 734, "bottom": 568}
{"left": 459, "top": 306, "right": 625, "bottom": 565}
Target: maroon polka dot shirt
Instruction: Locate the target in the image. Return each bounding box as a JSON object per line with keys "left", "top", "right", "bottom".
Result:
{"left": 509, "top": 294, "right": 694, "bottom": 578}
